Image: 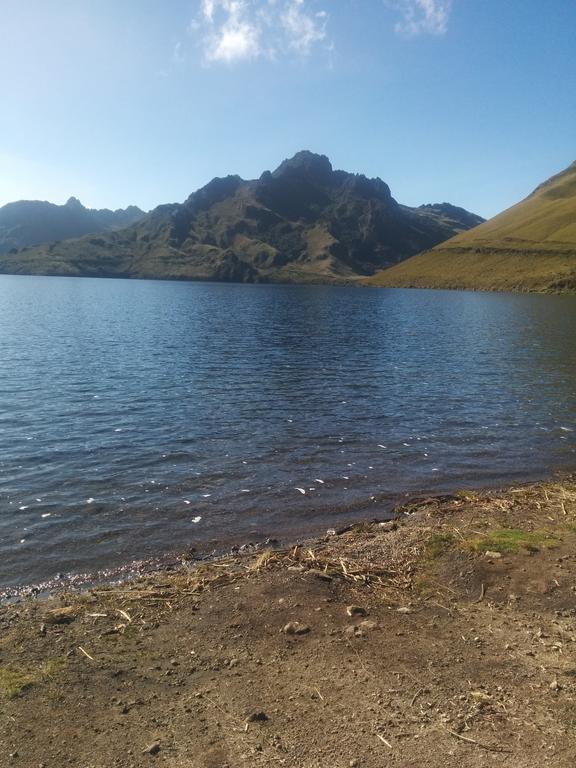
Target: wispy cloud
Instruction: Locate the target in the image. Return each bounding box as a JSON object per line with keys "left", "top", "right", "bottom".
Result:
{"left": 172, "top": 41, "right": 185, "bottom": 64}
{"left": 192, "top": 0, "right": 328, "bottom": 65}
{"left": 281, "top": 1, "right": 327, "bottom": 54}
{"left": 390, "top": 0, "right": 452, "bottom": 37}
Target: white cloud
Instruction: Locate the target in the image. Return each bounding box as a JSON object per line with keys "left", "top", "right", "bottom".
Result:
{"left": 200, "top": 0, "right": 260, "bottom": 63}
{"left": 281, "top": 0, "right": 327, "bottom": 54}
{"left": 391, "top": 0, "right": 452, "bottom": 37}
{"left": 193, "top": 0, "right": 328, "bottom": 64}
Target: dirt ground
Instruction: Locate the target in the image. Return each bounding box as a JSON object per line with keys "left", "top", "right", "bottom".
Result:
{"left": 2, "top": 478, "right": 576, "bottom": 768}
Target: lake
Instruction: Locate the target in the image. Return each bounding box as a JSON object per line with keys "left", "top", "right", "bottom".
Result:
{"left": 0, "top": 275, "right": 575, "bottom": 592}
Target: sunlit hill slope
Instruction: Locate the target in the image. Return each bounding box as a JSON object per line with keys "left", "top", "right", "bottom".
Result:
{"left": 370, "top": 161, "right": 576, "bottom": 293}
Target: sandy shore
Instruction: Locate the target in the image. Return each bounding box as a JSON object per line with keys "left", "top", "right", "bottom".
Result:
{"left": 1, "top": 477, "right": 576, "bottom": 767}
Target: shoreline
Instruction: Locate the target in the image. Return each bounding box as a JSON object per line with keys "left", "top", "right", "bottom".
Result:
{"left": 2, "top": 475, "right": 576, "bottom": 766}
{"left": 0, "top": 504, "right": 398, "bottom": 603}
{"left": 4, "top": 469, "right": 572, "bottom": 603}
{"left": 3, "top": 270, "right": 576, "bottom": 295}
{"left": 3, "top": 468, "right": 575, "bottom": 603}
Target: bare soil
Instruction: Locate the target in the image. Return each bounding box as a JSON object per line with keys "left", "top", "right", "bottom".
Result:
{"left": 2, "top": 478, "right": 576, "bottom": 767}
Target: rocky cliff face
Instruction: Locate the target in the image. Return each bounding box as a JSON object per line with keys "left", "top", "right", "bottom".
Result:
{"left": 0, "top": 151, "right": 483, "bottom": 284}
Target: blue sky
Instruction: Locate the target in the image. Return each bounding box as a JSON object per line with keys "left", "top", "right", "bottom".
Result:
{"left": 0, "top": 0, "right": 574, "bottom": 218}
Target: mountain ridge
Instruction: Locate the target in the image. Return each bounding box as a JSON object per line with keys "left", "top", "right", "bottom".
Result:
{"left": 0, "top": 197, "right": 146, "bottom": 255}
{"left": 0, "top": 151, "right": 483, "bottom": 284}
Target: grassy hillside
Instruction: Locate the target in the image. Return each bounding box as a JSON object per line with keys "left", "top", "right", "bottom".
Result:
{"left": 369, "top": 161, "right": 576, "bottom": 293}
{"left": 0, "top": 152, "right": 482, "bottom": 285}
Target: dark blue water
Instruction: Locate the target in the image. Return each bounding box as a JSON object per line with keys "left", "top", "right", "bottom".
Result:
{"left": 1, "top": 275, "right": 575, "bottom": 589}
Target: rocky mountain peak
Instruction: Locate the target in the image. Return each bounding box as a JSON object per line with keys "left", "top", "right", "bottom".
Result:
{"left": 185, "top": 175, "right": 244, "bottom": 212}
{"left": 419, "top": 203, "right": 484, "bottom": 228}
{"left": 65, "top": 196, "right": 85, "bottom": 210}
{"left": 342, "top": 174, "right": 393, "bottom": 202}
{"left": 271, "top": 151, "right": 333, "bottom": 183}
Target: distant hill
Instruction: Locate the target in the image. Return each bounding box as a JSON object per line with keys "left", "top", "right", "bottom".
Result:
{"left": 369, "top": 161, "right": 576, "bottom": 293}
{"left": 0, "top": 151, "right": 482, "bottom": 284}
{"left": 0, "top": 197, "right": 146, "bottom": 255}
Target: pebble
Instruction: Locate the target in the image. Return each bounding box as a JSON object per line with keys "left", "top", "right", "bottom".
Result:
{"left": 283, "top": 622, "right": 311, "bottom": 635}
{"left": 306, "top": 569, "right": 332, "bottom": 581}
{"left": 485, "top": 550, "right": 503, "bottom": 559}
{"left": 346, "top": 605, "right": 367, "bottom": 617}
{"left": 470, "top": 690, "right": 491, "bottom": 702}
{"left": 247, "top": 712, "right": 269, "bottom": 722}
{"left": 142, "top": 742, "right": 161, "bottom": 755}
{"left": 359, "top": 620, "right": 378, "bottom": 631}
{"left": 44, "top": 607, "right": 78, "bottom": 625}
{"left": 396, "top": 606, "right": 412, "bottom": 614}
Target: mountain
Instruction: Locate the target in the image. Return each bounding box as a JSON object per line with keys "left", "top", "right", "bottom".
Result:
{"left": 0, "top": 197, "right": 146, "bottom": 255}
{"left": 0, "top": 151, "right": 482, "bottom": 284}
{"left": 369, "top": 161, "right": 576, "bottom": 293}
